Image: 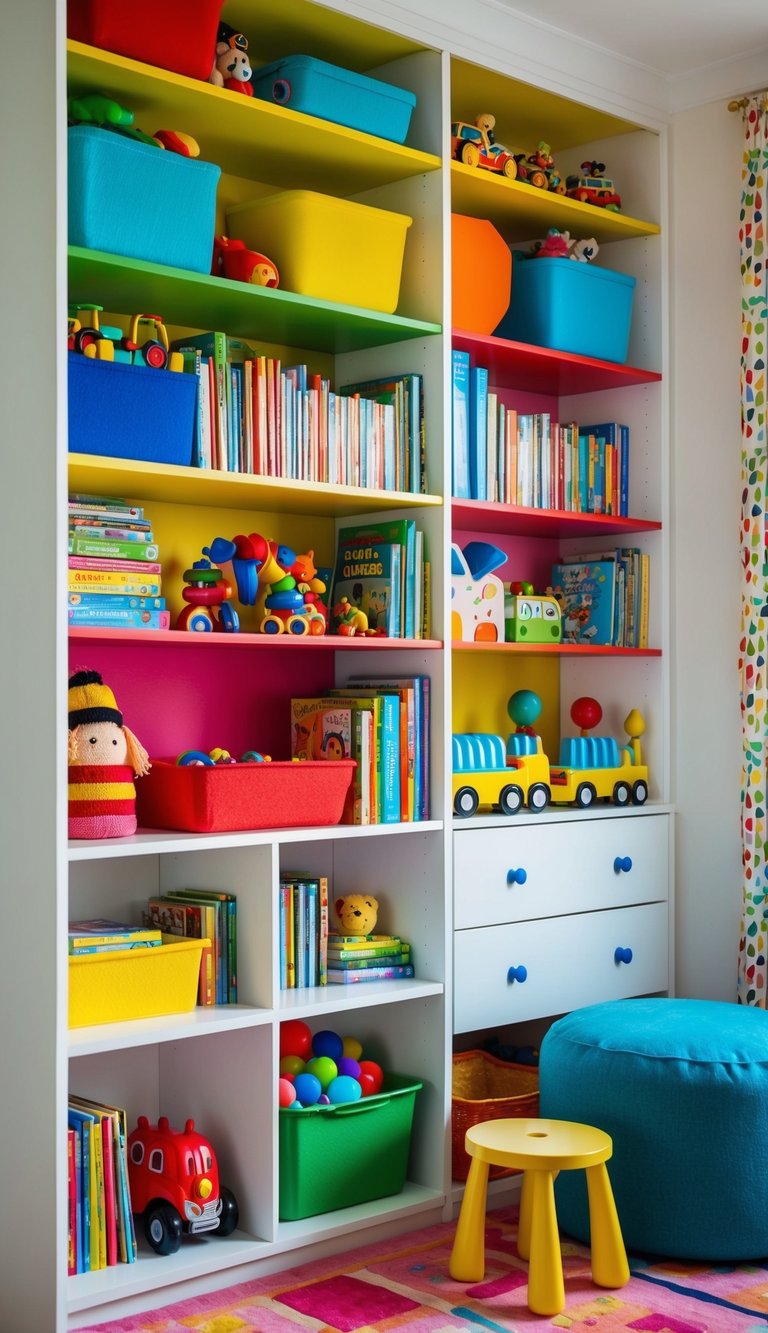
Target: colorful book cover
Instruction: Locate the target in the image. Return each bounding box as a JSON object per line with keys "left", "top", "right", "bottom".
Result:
{"left": 69, "top": 938, "right": 162, "bottom": 955}
{"left": 162, "top": 892, "right": 223, "bottom": 1004}
{"left": 551, "top": 558, "right": 617, "bottom": 645}
{"left": 68, "top": 593, "right": 165, "bottom": 609}
{"left": 68, "top": 608, "right": 171, "bottom": 629}
{"left": 327, "top": 942, "right": 407, "bottom": 961}
{"left": 330, "top": 689, "right": 400, "bottom": 823}
{"left": 145, "top": 898, "right": 215, "bottom": 1004}
{"left": 69, "top": 496, "right": 144, "bottom": 519}
{"left": 67, "top": 1110, "right": 88, "bottom": 1272}
{"left": 69, "top": 523, "right": 153, "bottom": 541}
{"left": 290, "top": 700, "right": 353, "bottom": 762}
{"left": 67, "top": 1128, "right": 77, "bottom": 1275}
{"left": 346, "top": 678, "right": 415, "bottom": 822}
{"left": 68, "top": 569, "right": 162, "bottom": 595}
{"left": 327, "top": 964, "right": 415, "bottom": 983}
{"left": 330, "top": 520, "right": 409, "bottom": 637}
{"left": 348, "top": 675, "right": 429, "bottom": 820}
{"left": 318, "top": 875, "right": 329, "bottom": 985}
{"left": 68, "top": 556, "right": 162, "bottom": 574}
{"left": 469, "top": 364, "right": 488, "bottom": 500}
{"left": 452, "top": 348, "right": 471, "bottom": 498}
{"left": 68, "top": 536, "right": 160, "bottom": 561}
{"left": 68, "top": 920, "right": 161, "bottom": 949}
{"left": 326, "top": 694, "right": 381, "bottom": 823}
{"left": 70, "top": 1102, "right": 117, "bottom": 1267}
{"left": 328, "top": 951, "right": 412, "bottom": 969}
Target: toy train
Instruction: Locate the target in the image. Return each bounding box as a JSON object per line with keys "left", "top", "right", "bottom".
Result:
{"left": 452, "top": 691, "right": 648, "bottom": 817}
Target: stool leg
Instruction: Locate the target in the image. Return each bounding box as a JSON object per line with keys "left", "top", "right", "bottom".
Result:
{"left": 585, "top": 1163, "right": 630, "bottom": 1290}
{"left": 449, "top": 1157, "right": 490, "bottom": 1282}
{"left": 526, "top": 1170, "right": 565, "bottom": 1316}
{"left": 517, "top": 1170, "right": 532, "bottom": 1260}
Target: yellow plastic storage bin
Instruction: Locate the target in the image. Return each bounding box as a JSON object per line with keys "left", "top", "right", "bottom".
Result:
{"left": 226, "top": 190, "right": 412, "bottom": 314}
{"left": 68, "top": 938, "right": 208, "bottom": 1028}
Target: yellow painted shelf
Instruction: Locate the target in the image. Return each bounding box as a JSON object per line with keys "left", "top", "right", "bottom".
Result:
{"left": 68, "top": 454, "right": 444, "bottom": 516}
{"left": 67, "top": 41, "right": 440, "bottom": 195}
{"left": 450, "top": 162, "right": 660, "bottom": 244}
{"left": 224, "top": 0, "right": 425, "bottom": 70}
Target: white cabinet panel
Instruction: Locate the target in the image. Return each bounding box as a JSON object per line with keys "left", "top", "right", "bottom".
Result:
{"left": 454, "top": 815, "right": 669, "bottom": 929}
{"left": 453, "top": 901, "right": 669, "bottom": 1032}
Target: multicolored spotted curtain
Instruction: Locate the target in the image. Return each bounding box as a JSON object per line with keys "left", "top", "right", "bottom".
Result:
{"left": 737, "top": 94, "right": 768, "bottom": 1005}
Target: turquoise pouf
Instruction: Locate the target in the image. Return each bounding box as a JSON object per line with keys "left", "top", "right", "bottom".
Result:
{"left": 539, "top": 998, "right": 768, "bottom": 1260}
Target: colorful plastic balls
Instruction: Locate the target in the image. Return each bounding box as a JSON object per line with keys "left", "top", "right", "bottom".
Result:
{"left": 337, "top": 1056, "right": 361, "bottom": 1080}
{"left": 280, "top": 1055, "right": 306, "bottom": 1077}
{"left": 305, "top": 1056, "right": 338, "bottom": 1090}
{"left": 342, "top": 1036, "right": 363, "bottom": 1061}
{"left": 280, "top": 1019, "right": 312, "bottom": 1061}
{"left": 327, "top": 1074, "right": 363, "bottom": 1104}
{"left": 278, "top": 1078, "right": 297, "bottom": 1108}
{"left": 312, "top": 1029, "right": 344, "bottom": 1062}
{"left": 358, "top": 1060, "right": 384, "bottom": 1092}
{"left": 359, "top": 1073, "right": 378, "bottom": 1097}
{"left": 292, "top": 1071, "right": 322, "bottom": 1106}
{"left": 317, "top": 1094, "right": 331, "bottom": 1105}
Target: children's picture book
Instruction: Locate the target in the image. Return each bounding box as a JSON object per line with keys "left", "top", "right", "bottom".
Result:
{"left": 330, "top": 522, "right": 404, "bottom": 636}
{"left": 550, "top": 558, "right": 617, "bottom": 645}
{"left": 290, "top": 700, "right": 353, "bottom": 761}
{"left": 68, "top": 920, "right": 161, "bottom": 951}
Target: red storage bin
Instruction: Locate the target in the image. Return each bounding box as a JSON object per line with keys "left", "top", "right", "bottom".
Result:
{"left": 136, "top": 759, "right": 356, "bottom": 834}
{"left": 68, "top": 0, "right": 225, "bottom": 81}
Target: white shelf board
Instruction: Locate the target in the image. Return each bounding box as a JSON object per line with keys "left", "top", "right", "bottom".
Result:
{"left": 69, "top": 821, "right": 444, "bottom": 861}
{"left": 68, "top": 1005, "right": 272, "bottom": 1058}
{"left": 275, "top": 1183, "right": 445, "bottom": 1250}
{"left": 452, "top": 802, "right": 674, "bottom": 832}
{"left": 278, "top": 978, "right": 444, "bottom": 1017}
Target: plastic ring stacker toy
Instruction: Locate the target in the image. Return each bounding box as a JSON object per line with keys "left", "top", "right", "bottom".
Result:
{"left": 272, "top": 78, "right": 291, "bottom": 104}
{"left": 177, "top": 750, "right": 216, "bottom": 766}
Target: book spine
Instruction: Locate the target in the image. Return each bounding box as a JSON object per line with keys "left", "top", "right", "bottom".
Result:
{"left": 68, "top": 593, "right": 165, "bottom": 609}
{"left": 307, "top": 882, "right": 318, "bottom": 987}
{"left": 451, "top": 349, "right": 471, "bottom": 499}
{"left": 69, "top": 930, "right": 160, "bottom": 948}
{"left": 469, "top": 365, "right": 488, "bottom": 501}
{"left": 279, "top": 884, "right": 288, "bottom": 990}
{"left": 101, "top": 1116, "right": 118, "bottom": 1267}
{"left": 68, "top": 609, "right": 170, "bottom": 629}
{"left": 327, "top": 944, "right": 405, "bottom": 960}
{"left": 327, "top": 964, "right": 415, "bottom": 983}
{"left": 69, "top": 939, "right": 162, "bottom": 954}
{"left": 69, "top": 500, "right": 144, "bottom": 518}
{"left": 318, "top": 876, "right": 328, "bottom": 985}
{"left": 68, "top": 570, "right": 162, "bottom": 593}
{"left": 380, "top": 695, "right": 401, "bottom": 824}
{"left": 68, "top": 524, "right": 153, "bottom": 541}
{"left": 68, "top": 1128, "right": 77, "bottom": 1275}
{"left": 620, "top": 424, "right": 630, "bottom": 515}
{"left": 329, "top": 952, "right": 412, "bottom": 969}
{"left": 68, "top": 537, "right": 160, "bottom": 560}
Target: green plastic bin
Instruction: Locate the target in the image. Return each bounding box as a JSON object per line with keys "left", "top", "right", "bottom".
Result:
{"left": 279, "top": 1074, "right": 422, "bottom": 1220}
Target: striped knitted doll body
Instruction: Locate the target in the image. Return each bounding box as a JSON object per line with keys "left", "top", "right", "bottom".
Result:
{"left": 68, "top": 670, "right": 151, "bottom": 838}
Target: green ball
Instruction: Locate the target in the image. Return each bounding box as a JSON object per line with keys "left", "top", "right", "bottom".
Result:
{"left": 508, "top": 689, "right": 542, "bottom": 728}
{"left": 305, "top": 1056, "right": 338, "bottom": 1090}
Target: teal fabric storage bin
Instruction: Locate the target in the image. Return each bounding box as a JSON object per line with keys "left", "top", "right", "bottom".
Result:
{"left": 250, "top": 55, "right": 417, "bottom": 144}
{"left": 68, "top": 126, "right": 221, "bottom": 273}
{"left": 496, "top": 256, "right": 636, "bottom": 363}
{"left": 68, "top": 354, "right": 197, "bottom": 466}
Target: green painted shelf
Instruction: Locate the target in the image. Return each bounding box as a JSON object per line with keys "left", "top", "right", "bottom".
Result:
{"left": 68, "top": 248, "right": 442, "bottom": 353}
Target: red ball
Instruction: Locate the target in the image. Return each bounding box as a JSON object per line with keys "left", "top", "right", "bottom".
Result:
{"left": 280, "top": 1019, "right": 312, "bottom": 1060}
{"left": 358, "top": 1060, "right": 384, "bottom": 1093}
{"left": 359, "top": 1073, "right": 378, "bottom": 1097}
{"left": 571, "top": 696, "right": 602, "bottom": 732}
{"left": 279, "top": 1077, "right": 297, "bottom": 1107}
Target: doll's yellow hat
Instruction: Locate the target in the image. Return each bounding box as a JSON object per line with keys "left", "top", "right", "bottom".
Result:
{"left": 68, "top": 669, "right": 123, "bottom": 728}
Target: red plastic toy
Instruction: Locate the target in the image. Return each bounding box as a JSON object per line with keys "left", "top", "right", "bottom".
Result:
{"left": 212, "top": 236, "right": 279, "bottom": 287}
{"left": 450, "top": 114, "right": 518, "bottom": 178}
{"left": 177, "top": 559, "right": 240, "bottom": 633}
{"left": 565, "top": 161, "right": 622, "bottom": 210}
{"left": 127, "top": 1115, "right": 239, "bottom": 1255}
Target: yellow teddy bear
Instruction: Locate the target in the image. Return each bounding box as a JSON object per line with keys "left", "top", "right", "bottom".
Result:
{"left": 334, "top": 894, "right": 379, "bottom": 937}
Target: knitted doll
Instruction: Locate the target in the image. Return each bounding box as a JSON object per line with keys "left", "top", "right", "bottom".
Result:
{"left": 68, "top": 669, "right": 151, "bottom": 838}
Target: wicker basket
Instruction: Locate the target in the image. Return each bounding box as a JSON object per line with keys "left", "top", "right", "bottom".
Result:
{"left": 451, "top": 1049, "right": 540, "bottom": 1180}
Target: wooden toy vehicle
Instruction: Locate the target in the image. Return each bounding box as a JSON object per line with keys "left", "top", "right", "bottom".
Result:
{"left": 549, "top": 699, "right": 648, "bottom": 808}
{"left": 566, "top": 160, "right": 622, "bottom": 210}
{"left": 450, "top": 119, "right": 518, "bottom": 178}
{"left": 514, "top": 141, "right": 566, "bottom": 193}
{"left": 121, "top": 313, "right": 184, "bottom": 371}
{"left": 453, "top": 730, "right": 551, "bottom": 816}
{"left": 504, "top": 586, "right": 562, "bottom": 643}
{"left": 128, "top": 1115, "right": 239, "bottom": 1256}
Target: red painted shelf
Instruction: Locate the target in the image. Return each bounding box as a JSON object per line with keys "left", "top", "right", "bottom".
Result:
{"left": 452, "top": 329, "right": 662, "bottom": 396}
{"left": 452, "top": 641, "right": 661, "bottom": 657}
{"left": 452, "top": 499, "right": 661, "bottom": 538}
{"left": 68, "top": 627, "right": 443, "bottom": 650}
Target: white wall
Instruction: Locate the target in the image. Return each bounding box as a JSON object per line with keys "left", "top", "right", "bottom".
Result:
{"left": 669, "top": 100, "right": 745, "bottom": 999}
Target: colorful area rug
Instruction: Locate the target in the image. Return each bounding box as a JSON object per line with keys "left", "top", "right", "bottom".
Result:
{"left": 80, "top": 1205, "right": 768, "bottom": 1332}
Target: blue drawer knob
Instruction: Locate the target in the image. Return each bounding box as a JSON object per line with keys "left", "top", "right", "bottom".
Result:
{"left": 614, "top": 947, "right": 633, "bottom": 965}
{"left": 506, "top": 867, "right": 528, "bottom": 886}
{"left": 507, "top": 965, "right": 528, "bottom": 984}
{"left": 614, "top": 856, "right": 633, "bottom": 874}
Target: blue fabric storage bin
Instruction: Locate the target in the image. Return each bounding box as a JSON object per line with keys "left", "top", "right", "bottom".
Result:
{"left": 68, "top": 126, "right": 221, "bottom": 273}
{"left": 250, "top": 55, "right": 417, "bottom": 144}
{"left": 68, "top": 354, "right": 197, "bottom": 466}
{"left": 495, "top": 256, "right": 636, "bottom": 363}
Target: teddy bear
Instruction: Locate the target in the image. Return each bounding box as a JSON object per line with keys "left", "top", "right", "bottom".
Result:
{"left": 334, "top": 894, "right": 379, "bottom": 937}
{"left": 209, "top": 24, "right": 254, "bottom": 96}
{"left": 68, "top": 669, "right": 151, "bottom": 839}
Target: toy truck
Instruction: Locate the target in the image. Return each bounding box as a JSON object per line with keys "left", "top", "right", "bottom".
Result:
{"left": 128, "top": 1115, "right": 239, "bottom": 1255}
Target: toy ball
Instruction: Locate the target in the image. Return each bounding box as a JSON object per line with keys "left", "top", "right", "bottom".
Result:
{"left": 280, "top": 1019, "right": 312, "bottom": 1060}
{"left": 337, "top": 1056, "right": 361, "bottom": 1080}
{"left": 312, "top": 1029, "right": 344, "bottom": 1062}
{"left": 317, "top": 1093, "right": 331, "bottom": 1105}
{"left": 508, "top": 689, "right": 542, "bottom": 729}
{"left": 359, "top": 1073, "right": 378, "bottom": 1097}
{"left": 280, "top": 1054, "right": 306, "bottom": 1077}
{"left": 327, "top": 1075, "right": 363, "bottom": 1104}
{"left": 287, "top": 1100, "right": 302, "bottom": 1110}
{"left": 571, "top": 695, "right": 603, "bottom": 731}
{"left": 358, "top": 1060, "right": 384, "bottom": 1093}
{"left": 278, "top": 1077, "right": 297, "bottom": 1108}
{"left": 342, "top": 1036, "right": 364, "bottom": 1061}
{"left": 293, "top": 1072, "right": 322, "bottom": 1106}
{"left": 305, "top": 1056, "right": 338, "bottom": 1090}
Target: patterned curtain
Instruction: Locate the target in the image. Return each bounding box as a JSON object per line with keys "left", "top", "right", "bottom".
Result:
{"left": 737, "top": 95, "right": 768, "bottom": 1005}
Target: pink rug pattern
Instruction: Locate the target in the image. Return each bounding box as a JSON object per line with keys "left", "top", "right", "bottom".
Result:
{"left": 79, "top": 1205, "right": 768, "bottom": 1332}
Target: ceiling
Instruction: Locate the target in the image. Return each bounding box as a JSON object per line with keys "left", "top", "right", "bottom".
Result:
{"left": 492, "top": 0, "right": 768, "bottom": 80}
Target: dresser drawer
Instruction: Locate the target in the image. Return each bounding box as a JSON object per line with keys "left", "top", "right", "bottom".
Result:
{"left": 453, "top": 901, "right": 669, "bottom": 1032}
{"left": 454, "top": 815, "right": 669, "bottom": 929}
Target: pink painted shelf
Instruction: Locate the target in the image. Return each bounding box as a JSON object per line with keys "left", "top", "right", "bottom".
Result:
{"left": 452, "top": 329, "right": 662, "bottom": 396}
{"left": 452, "top": 500, "right": 661, "bottom": 538}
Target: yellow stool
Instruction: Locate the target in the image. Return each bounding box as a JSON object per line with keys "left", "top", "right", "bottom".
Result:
{"left": 449, "top": 1117, "right": 629, "bottom": 1316}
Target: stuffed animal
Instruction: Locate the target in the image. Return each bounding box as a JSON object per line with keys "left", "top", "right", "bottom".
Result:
{"left": 334, "top": 894, "right": 379, "bottom": 936}
{"left": 531, "top": 227, "right": 572, "bottom": 259}
{"left": 209, "top": 24, "right": 253, "bottom": 95}
{"left": 570, "top": 236, "right": 599, "bottom": 262}
{"left": 68, "top": 670, "right": 150, "bottom": 839}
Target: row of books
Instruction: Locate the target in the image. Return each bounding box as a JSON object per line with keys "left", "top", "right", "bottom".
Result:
{"left": 279, "top": 874, "right": 329, "bottom": 989}
{"left": 551, "top": 549, "right": 650, "bottom": 647}
{"left": 68, "top": 1095, "right": 136, "bottom": 1273}
{"left": 67, "top": 494, "right": 169, "bottom": 630}
{"left": 329, "top": 518, "right": 430, "bottom": 640}
{"left": 452, "top": 352, "right": 630, "bottom": 515}
{"left": 326, "top": 932, "right": 414, "bottom": 985}
{"left": 68, "top": 919, "right": 161, "bottom": 954}
{"left": 145, "top": 889, "right": 238, "bottom": 1006}
{"left": 290, "top": 675, "right": 430, "bottom": 824}
{"left": 172, "top": 331, "right": 425, "bottom": 493}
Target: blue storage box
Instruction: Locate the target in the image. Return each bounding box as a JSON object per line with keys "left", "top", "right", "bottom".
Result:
{"left": 496, "top": 256, "right": 636, "bottom": 363}
{"left": 68, "top": 126, "right": 221, "bottom": 273}
{"left": 68, "top": 354, "right": 197, "bottom": 466}
{"left": 250, "top": 55, "right": 417, "bottom": 144}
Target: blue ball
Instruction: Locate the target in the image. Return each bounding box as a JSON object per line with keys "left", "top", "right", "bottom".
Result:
{"left": 312, "top": 1029, "right": 344, "bottom": 1062}
{"left": 327, "top": 1074, "right": 363, "bottom": 1104}
{"left": 292, "top": 1072, "right": 322, "bottom": 1106}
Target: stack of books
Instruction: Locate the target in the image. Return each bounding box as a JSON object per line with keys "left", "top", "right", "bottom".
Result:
{"left": 326, "top": 932, "right": 414, "bottom": 984}
{"left": 145, "top": 890, "right": 237, "bottom": 1006}
{"left": 279, "top": 874, "right": 330, "bottom": 990}
{"left": 67, "top": 493, "right": 169, "bottom": 630}
{"left": 68, "top": 918, "right": 161, "bottom": 955}
{"left": 68, "top": 1094, "right": 136, "bottom": 1274}
{"left": 551, "top": 548, "right": 650, "bottom": 648}
{"left": 329, "top": 517, "right": 430, "bottom": 640}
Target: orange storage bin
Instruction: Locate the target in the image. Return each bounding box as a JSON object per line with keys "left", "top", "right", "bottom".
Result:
{"left": 451, "top": 214, "right": 512, "bottom": 335}
{"left": 452, "top": 1050, "right": 539, "bottom": 1180}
